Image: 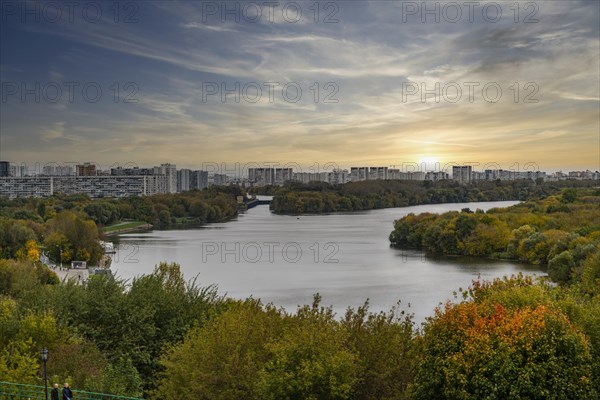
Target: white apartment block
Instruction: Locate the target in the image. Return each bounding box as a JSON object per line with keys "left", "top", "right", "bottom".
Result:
{"left": 155, "top": 163, "right": 177, "bottom": 193}
{"left": 350, "top": 167, "right": 369, "bottom": 181}
{"left": 293, "top": 172, "right": 329, "bottom": 184}
{"left": 452, "top": 166, "right": 473, "bottom": 184}
{"left": 0, "top": 175, "right": 169, "bottom": 199}
{"left": 328, "top": 169, "right": 349, "bottom": 185}
{"left": 274, "top": 168, "right": 293, "bottom": 185}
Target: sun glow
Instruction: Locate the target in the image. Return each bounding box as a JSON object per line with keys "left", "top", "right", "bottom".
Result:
{"left": 419, "top": 156, "right": 440, "bottom": 171}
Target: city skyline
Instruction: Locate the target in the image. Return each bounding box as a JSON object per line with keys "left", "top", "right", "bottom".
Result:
{"left": 1, "top": 1, "right": 599, "bottom": 170}
{"left": 2, "top": 159, "right": 599, "bottom": 176}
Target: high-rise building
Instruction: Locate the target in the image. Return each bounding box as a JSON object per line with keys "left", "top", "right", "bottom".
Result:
{"left": 42, "top": 164, "right": 74, "bottom": 176}
{"left": 213, "top": 174, "right": 228, "bottom": 186}
{"left": 369, "top": 167, "right": 388, "bottom": 180}
{"left": 275, "top": 168, "right": 293, "bottom": 185}
{"left": 452, "top": 166, "right": 472, "bottom": 184}
{"left": 248, "top": 168, "right": 275, "bottom": 186}
{"left": 76, "top": 163, "right": 96, "bottom": 176}
{"left": 10, "top": 164, "right": 27, "bottom": 177}
{"left": 0, "top": 161, "right": 10, "bottom": 177}
{"left": 177, "top": 169, "right": 191, "bottom": 192}
{"left": 350, "top": 167, "right": 369, "bottom": 181}
{"left": 155, "top": 163, "right": 177, "bottom": 193}
{"left": 190, "top": 170, "right": 209, "bottom": 190}
{"left": 328, "top": 169, "right": 349, "bottom": 185}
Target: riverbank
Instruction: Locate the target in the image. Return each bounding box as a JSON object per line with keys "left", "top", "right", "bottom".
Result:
{"left": 104, "top": 221, "right": 153, "bottom": 234}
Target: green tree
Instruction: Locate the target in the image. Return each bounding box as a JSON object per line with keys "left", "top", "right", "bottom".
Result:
{"left": 101, "top": 357, "right": 143, "bottom": 397}
{"left": 548, "top": 251, "right": 576, "bottom": 284}
{"left": 342, "top": 303, "right": 415, "bottom": 400}
{"left": 155, "top": 300, "right": 283, "bottom": 400}
{"left": 257, "top": 300, "right": 358, "bottom": 400}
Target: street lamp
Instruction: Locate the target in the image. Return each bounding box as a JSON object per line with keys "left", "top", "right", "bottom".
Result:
{"left": 55, "top": 246, "right": 63, "bottom": 269}
{"left": 41, "top": 348, "right": 49, "bottom": 400}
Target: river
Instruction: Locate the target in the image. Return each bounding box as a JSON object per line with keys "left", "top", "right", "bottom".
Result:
{"left": 110, "top": 200, "right": 542, "bottom": 323}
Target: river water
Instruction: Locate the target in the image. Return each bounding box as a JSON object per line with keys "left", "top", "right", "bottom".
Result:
{"left": 110, "top": 201, "right": 542, "bottom": 323}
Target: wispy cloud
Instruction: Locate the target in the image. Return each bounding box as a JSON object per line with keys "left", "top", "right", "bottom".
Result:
{"left": 1, "top": 0, "right": 598, "bottom": 171}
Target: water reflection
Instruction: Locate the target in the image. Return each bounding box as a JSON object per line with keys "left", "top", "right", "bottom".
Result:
{"left": 111, "top": 201, "right": 543, "bottom": 322}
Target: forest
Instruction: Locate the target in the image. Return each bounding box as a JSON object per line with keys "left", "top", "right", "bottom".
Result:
{"left": 265, "top": 179, "right": 597, "bottom": 214}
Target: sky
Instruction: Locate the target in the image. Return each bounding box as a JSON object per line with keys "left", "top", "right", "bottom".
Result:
{"left": 1, "top": 0, "right": 599, "bottom": 173}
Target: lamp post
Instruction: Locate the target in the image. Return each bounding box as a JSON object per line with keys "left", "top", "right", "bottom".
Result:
{"left": 41, "top": 348, "right": 49, "bottom": 400}
{"left": 55, "top": 246, "right": 63, "bottom": 269}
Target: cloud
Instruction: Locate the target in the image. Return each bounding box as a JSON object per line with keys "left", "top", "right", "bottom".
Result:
{"left": 1, "top": 0, "right": 598, "bottom": 171}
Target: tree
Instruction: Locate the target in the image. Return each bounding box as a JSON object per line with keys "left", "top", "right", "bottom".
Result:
{"left": 155, "top": 300, "right": 284, "bottom": 400}
{"left": 342, "top": 303, "right": 415, "bottom": 400}
{"left": 257, "top": 301, "right": 358, "bottom": 400}
{"left": 101, "top": 357, "right": 143, "bottom": 397}
{"left": 548, "top": 251, "right": 576, "bottom": 284}
{"left": 411, "top": 302, "right": 595, "bottom": 400}
{"left": 562, "top": 188, "right": 578, "bottom": 203}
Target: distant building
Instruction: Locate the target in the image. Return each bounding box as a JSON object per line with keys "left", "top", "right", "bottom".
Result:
{"left": 350, "top": 167, "right": 369, "bottom": 181}
{"left": 425, "top": 171, "right": 449, "bottom": 181}
{"left": 0, "top": 161, "right": 10, "bottom": 177}
{"left": 328, "top": 169, "right": 349, "bottom": 185}
{"left": 111, "top": 167, "right": 154, "bottom": 176}
{"left": 190, "top": 170, "right": 209, "bottom": 190}
{"left": 155, "top": 163, "right": 177, "bottom": 193}
{"left": 9, "top": 164, "right": 27, "bottom": 177}
{"left": 42, "top": 164, "right": 74, "bottom": 176}
{"left": 177, "top": 169, "right": 191, "bottom": 192}
{"left": 213, "top": 173, "right": 228, "bottom": 186}
{"left": 248, "top": 168, "right": 275, "bottom": 186}
{"left": 0, "top": 175, "right": 169, "bottom": 199}
{"left": 369, "top": 167, "right": 388, "bottom": 180}
{"left": 387, "top": 169, "right": 424, "bottom": 180}
{"left": 274, "top": 168, "right": 293, "bottom": 185}
{"left": 452, "top": 166, "right": 472, "bottom": 184}
{"left": 293, "top": 172, "right": 328, "bottom": 184}
{"left": 76, "top": 163, "right": 96, "bottom": 176}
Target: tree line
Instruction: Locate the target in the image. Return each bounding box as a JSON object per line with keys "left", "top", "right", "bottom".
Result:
{"left": 0, "top": 187, "right": 241, "bottom": 266}
{"left": 389, "top": 188, "right": 600, "bottom": 287}
{"left": 265, "top": 179, "right": 597, "bottom": 214}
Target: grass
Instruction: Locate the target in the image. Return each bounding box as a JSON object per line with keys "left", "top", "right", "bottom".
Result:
{"left": 104, "top": 220, "right": 148, "bottom": 233}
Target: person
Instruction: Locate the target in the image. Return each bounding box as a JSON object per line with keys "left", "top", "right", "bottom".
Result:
{"left": 50, "top": 383, "right": 59, "bottom": 400}
{"left": 62, "top": 383, "right": 73, "bottom": 400}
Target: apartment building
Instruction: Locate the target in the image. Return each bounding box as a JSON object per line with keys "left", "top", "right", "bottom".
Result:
{"left": 177, "top": 169, "right": 191, "bottom": 192}
{"left": 0, "top": 175, "right": 169, "bottom": 199}
{"left": 452, "top": 166, "right": 472, "bottom": 184}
